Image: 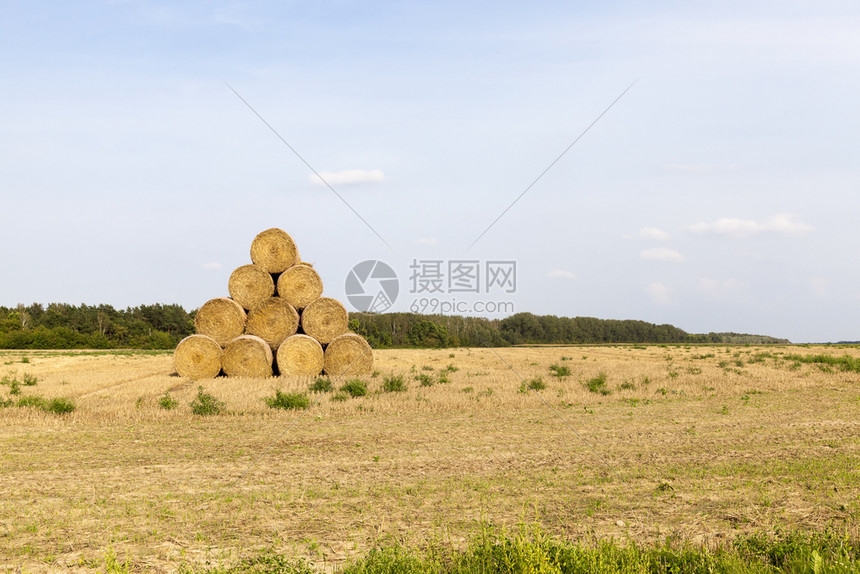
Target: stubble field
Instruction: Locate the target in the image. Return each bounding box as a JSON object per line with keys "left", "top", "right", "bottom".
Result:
{"left": 1, "top": 345, "right": 859, "bottom": 572}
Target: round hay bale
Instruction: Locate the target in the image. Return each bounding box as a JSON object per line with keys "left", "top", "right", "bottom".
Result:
{"left": 301, "top": 297, "right": 348, "bottom": 344}
{"left": 174, "top": 334, "right": 222, "bottom": 380}
{"left": 250, "top": 228, "right": 298, "bottom": 274}
{"left": 245, "top": 297, "right": 299, "bottom": 349}
{"left": 228, "top": 264, "right": 275, "bottom": 310}
{"left": 277, "top": 264, "right": 323, "bottom": 309}
{"left": 324, "top": 333, "right": 373, "bottom": 377}
{"left": 276, "top": 334, "right": 324, "bottom": 377}
{"left": 195, "top": 297, "right": 246, "bottom": 346}
{"left": 222, "top": 334, "right": 273, "bottom": 378}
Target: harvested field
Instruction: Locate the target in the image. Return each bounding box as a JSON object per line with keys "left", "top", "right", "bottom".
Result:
{"left": 1, "top": 345, "right": 859, "bottom": 572}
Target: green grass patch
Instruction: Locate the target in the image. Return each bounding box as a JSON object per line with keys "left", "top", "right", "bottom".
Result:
{"left": 549, "top": 363, "right": 571, "bottom": 379}
{"left": 44, "top": 397, "right": 75, "bottom": 414}
{"left": 519, "top": 376, "right": 547, "bottom": 393}
{"left": 415, "top": 373, "right": 434, "bottom": 387}
{"left": 158, "top": 392, "right": 178, "bottom": 410}
{"left": 190, "top": 526, "right": 860, "bottom": 574}
{"left": 382, "top": 374, "right": 407, "bottom": 393}
{"left": 14, "top": 395, "right": 75, "bottom": 414}
{"left": 265, "top": 390, "right": 310, "bottom": 410}
{"left": 340, "top": 379, "right": 368, "bottom": 398}
{"left": 309, "top": 378, "right": 333, "bottom": 393}
{"left": 190, "top": 386, "right": 223, "bottom": 416}
{"left": 584, "top": 373, "right": 610, "bottom": 395}
{"left": 784, "top": 353, "right": 860, "bottom": 372}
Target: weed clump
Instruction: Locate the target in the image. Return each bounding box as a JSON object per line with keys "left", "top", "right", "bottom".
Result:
{"left": 382, "top": 374, "right": 407, "bottom": 393}
{"left": 416, "top": 373, "right": 434, "bottom": 387}
{"left": 265, "top": 390, "right": 310, "bottom": 410}
{"left": 549, "top": 364, "right": 571, "bottom": 379}
{"left": 16, "top": 395, "right": 45, "bottom": 409}
{"left": 158, "top": 392, "right": 178, "bottom": 410}
{"left": 340, "top": 379, "right": 367, "bottom": 398}
{"left": 45, "top": 397, "right": 75, "bottom": 414}
{"left": 15, "top": 395, "right": 75, "bottom": 414}
{"left": 309, "top": 378, "right": 332, "bottom": 393}
{"left": 585, "top": 373, "right": 610, "bottom": 395}
{"left": 190, "top": 386, "right": 223, "bottom": 416}
{"left": 520, "top": 377, "right": 547, "bottom": 393}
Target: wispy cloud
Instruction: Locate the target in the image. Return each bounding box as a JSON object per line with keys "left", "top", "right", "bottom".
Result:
{"left": 684, "top": 214, "right": 812, "bottom": 238}
{"left": 308, "top": 169, "right": 385, "bottom": 187}
{"left": 639, "top": 227, "right": 671, "bottom": 241}
{"left": 647, "top": 282, "right": 673, "bottom": 306}
{"left": 202, "top": 262, "right": 222, "bottom": 270}
{"left": 546, "top": 269, "right": 577, "bottom": 279}
{"left": 640, "top": 247, "right": 685, "bottom": 262}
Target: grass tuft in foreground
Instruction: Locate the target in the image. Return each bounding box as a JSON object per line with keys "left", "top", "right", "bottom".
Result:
{"left": 309, "top": 378, "right": 332, "bottom": 393}
{"left": 340, "top": 379, "right": 368, "bottom": 398}
{"left": 265, "top": 390, "right": 311, "bottom": 410}
{"left": 158, "top": 392, "right": 178, "bottom": 410}
{"left": 187, "top": 526, "right": 860, "bottom": 573}
{"left": 382, "top": 374, "right": 407, "bottom": 393}
{"left": 190, "top": 386, "right": 224, "bottom": 416}
{"left": 784, "top": 353, "right": 860, "bottom": 373}
{"left": 14, "top": 395, "right": 76, "bottom": 414}
{"left": 585, "top": 372, "right": 611, "bottom": 395}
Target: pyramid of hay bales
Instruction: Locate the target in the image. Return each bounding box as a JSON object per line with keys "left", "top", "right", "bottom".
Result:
{"left": 174, "top": 228, "right": 373, "bottom": 380}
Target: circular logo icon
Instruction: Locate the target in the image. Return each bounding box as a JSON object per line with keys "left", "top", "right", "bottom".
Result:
{"left": 345, "top": 260, "right": 399, "bottom": 312}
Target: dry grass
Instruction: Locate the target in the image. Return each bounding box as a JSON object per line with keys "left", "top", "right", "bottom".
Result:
{"left": 1, "top": 345, "right": 859, "bottom": 572}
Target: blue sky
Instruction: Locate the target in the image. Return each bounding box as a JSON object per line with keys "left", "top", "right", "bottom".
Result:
{"left": 1, "top": 1, "right": 859, "bottom": 342}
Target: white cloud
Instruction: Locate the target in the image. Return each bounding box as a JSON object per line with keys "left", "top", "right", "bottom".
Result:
{"left": 415, "top": 237, "right": 437, "bottom": 246}
{"left": 698, "top": 277, "right": 739, "bottom": 299}
{"left": 639, "top": 227, "right": 671, "bottom": 241}
{"left": 640, "top": 247, "right": 686, "bottom": 262}
{"left": 308, "top": 169, "right": 385, "bottom": 187}
{"left": 684, "top": 213, "right": 813, "bottom": 238}
{"left": 546, "top": 269, "right": 577, "bottom": 279}
{"left": 647, "top": 282, "right": 673, "bottom": 306}
{"left": 202, "top": 262, "right": 222, "bottom": 270}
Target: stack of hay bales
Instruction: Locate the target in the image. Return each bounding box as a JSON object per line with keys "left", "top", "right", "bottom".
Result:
{"left": 174, "top": 228, "right": 373, "bottom": 380}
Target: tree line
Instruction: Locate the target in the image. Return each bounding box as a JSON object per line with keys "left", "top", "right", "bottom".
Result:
{"left": 0, "top": 304, "right": 789, "bottom": 350}
{"left": 348, "top": 312, "right": 789, "bottom": 347}
{"left": 0, "top": 303, "right": 194, "bottom": 349}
